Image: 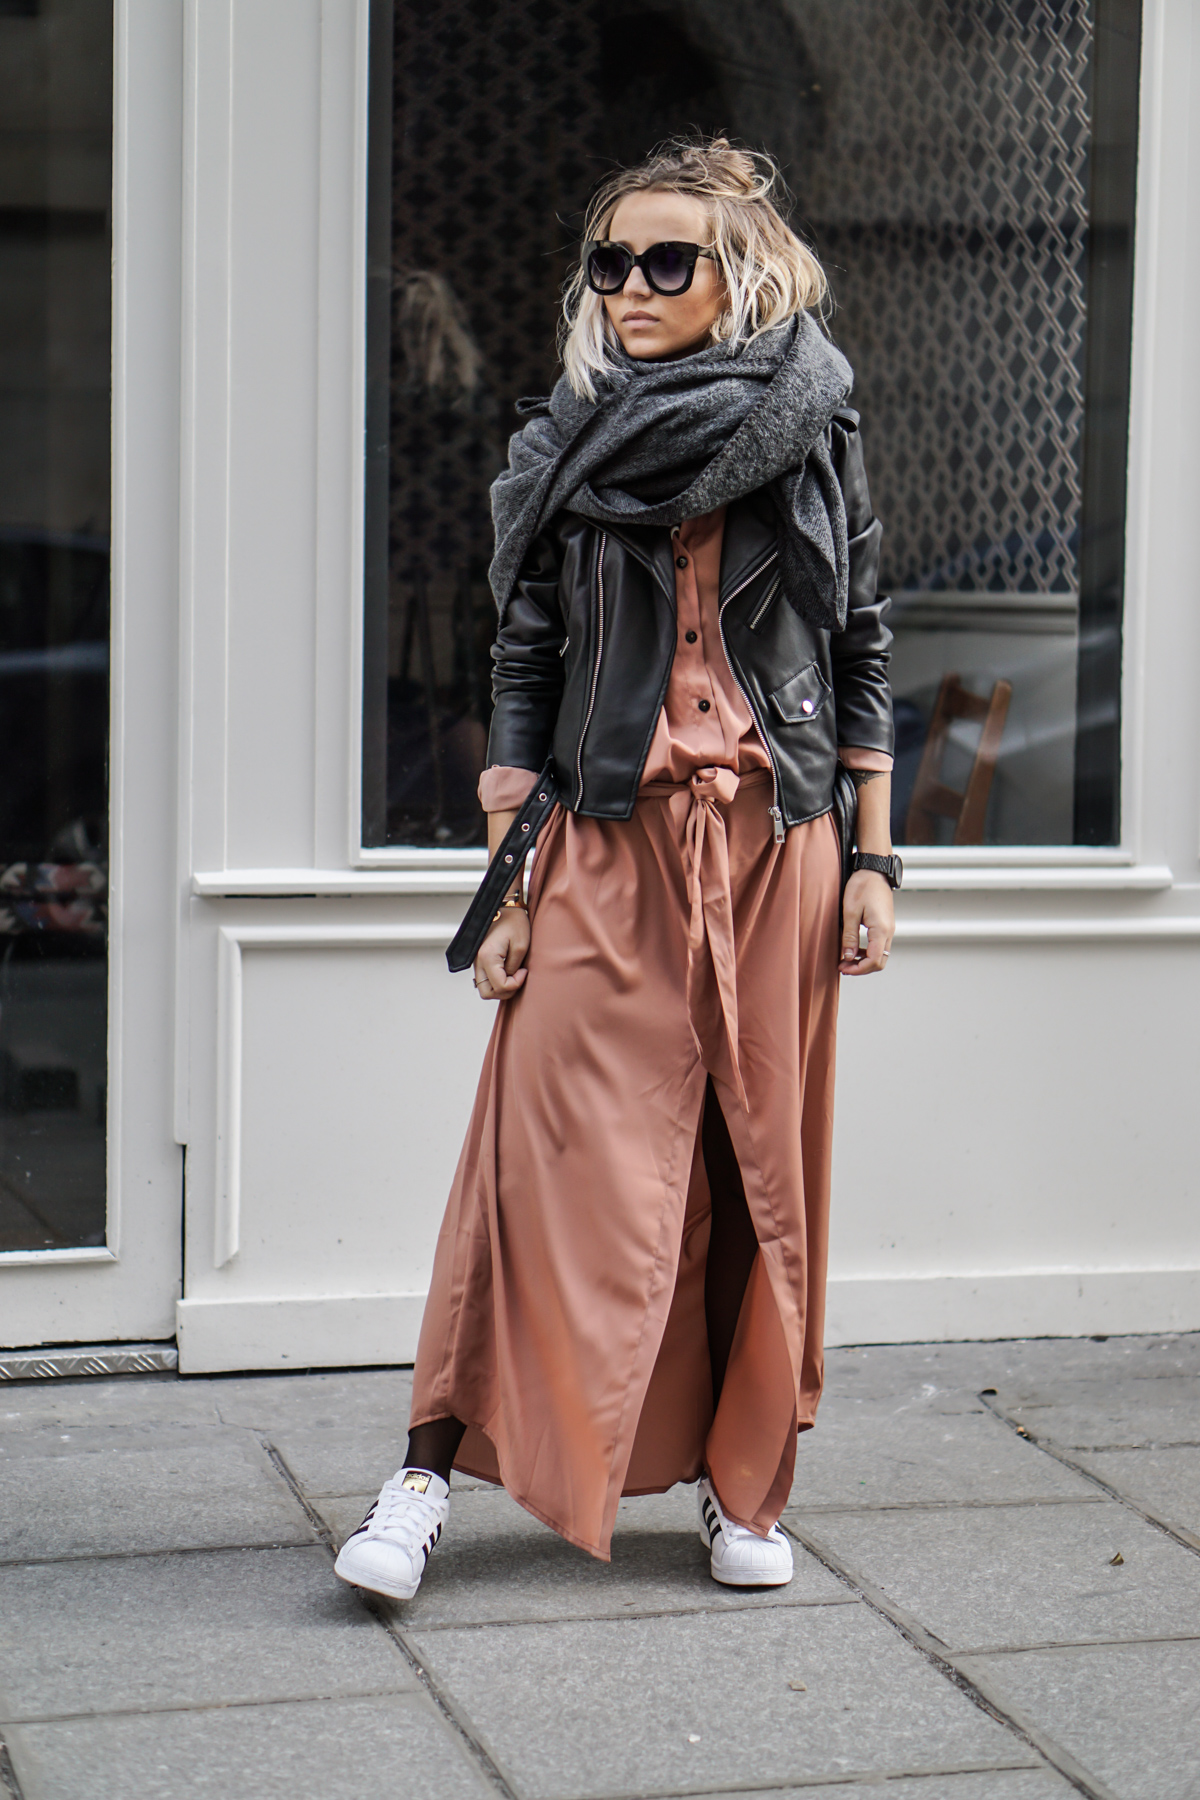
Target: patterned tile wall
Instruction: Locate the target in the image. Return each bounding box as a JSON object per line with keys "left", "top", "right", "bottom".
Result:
{"left": 792, "top": 0, "right": 1091, "bottom": 593}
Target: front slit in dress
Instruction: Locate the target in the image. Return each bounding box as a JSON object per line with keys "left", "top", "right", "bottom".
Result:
{"left": 409, "top": 763, "right": 842, "bottom": 1561}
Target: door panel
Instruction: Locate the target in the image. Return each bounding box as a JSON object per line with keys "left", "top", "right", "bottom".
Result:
{"left": 0, "top": 0, "right": 183, "bottom": 1344}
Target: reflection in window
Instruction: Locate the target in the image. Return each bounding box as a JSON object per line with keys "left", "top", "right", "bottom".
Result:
{"left": 0, "top": 0, "right": 112, "bottom": 1251}
{"left": 363, "top": 0, "right": 1139, "bottom": 851}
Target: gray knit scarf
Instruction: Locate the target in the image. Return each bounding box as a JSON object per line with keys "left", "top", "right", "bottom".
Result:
{"left": 489, "top": 311, "right": 854, "bottom": 630}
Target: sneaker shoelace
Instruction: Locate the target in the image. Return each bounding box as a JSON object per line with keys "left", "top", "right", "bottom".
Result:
{"left": 705, "top": 1486, "right": 784, "bottom": 1546}
{"left": 370, "top": 1479, "right": 443, "bottom": 1551}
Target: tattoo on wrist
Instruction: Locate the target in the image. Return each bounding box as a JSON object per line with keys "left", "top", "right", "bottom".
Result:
{"left": 849, "top": 768, "right": 886, "bottom": 789}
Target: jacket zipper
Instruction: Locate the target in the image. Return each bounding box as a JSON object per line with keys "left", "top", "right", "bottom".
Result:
{"left": 717, "top": 550, "right": 787, "bottom": 838}
{"left": 721, "top": 547, "right": 778, "bottom": 611}
{"left": 747, "top": 572, "right": 781, "bottom": 632}
{"left": 574, "top": 533, "right": 606, "bottom": 808}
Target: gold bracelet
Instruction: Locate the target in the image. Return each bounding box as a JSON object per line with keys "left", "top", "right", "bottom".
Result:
{"left": 492, "top": 894, "right": 527, "bottom": 924}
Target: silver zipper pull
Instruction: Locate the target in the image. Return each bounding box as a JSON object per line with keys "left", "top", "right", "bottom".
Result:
{"left": 769, "top": 805, "right": 785, "bottom": 844}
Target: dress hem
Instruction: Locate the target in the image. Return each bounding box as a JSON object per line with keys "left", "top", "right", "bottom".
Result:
{"left": 409, "top": 1410, "right": 617, "bottom": 1561}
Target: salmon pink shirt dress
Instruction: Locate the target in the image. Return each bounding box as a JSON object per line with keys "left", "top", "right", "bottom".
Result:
{"left": 410, "top": 509, "right": 891, "bottom": 1559}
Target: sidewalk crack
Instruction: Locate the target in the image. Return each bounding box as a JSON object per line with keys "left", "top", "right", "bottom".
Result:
{"left": 401, "top": 1595, "right": 861, "bottom": 1632}
{"left": 571, "top": 1759, "right": 1046, "bottom": 1800}
{"left": 260, "top": 1438, "right": 519, "bottom": 1799}
{"left": 978, "top": 1394, "right": 1200, "bottom": 1555}
{"left": 0, "top": 1734, "right": 24, "bottom": 1800}
{"left": 780, "top": 1517, "right": 1120, "bottom": 1800}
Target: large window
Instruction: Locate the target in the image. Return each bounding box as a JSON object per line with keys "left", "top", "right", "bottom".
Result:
{"left": 363, "top": 0, "right": 1139, "bottom": 852}
{"left": 0, "top": 0, "right": 112, "bottom": 1251}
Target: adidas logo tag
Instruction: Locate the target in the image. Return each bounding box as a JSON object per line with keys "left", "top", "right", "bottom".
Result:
{"left": 401, "top": 1470, "right": 433, "bottom": 1493}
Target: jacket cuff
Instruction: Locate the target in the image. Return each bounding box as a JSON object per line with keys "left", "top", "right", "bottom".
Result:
{"left": 478, "top": 765, "right": 540, "bottom": 813}
{"left": 838, "top": 746, "right": 894, "bottom": 773}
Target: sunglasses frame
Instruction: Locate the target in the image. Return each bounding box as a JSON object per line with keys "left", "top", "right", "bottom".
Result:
{"left": 582, "top": 239, "right": 717, "bottom": 298}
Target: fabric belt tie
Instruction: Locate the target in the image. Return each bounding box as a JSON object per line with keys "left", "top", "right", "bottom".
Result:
{"left": 640, "top": 765, "right": 773, "bottom": 1111}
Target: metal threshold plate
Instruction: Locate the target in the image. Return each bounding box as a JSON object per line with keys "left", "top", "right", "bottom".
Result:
{"left": 0, "top": 1343, "right": 178, "bottom": 1382}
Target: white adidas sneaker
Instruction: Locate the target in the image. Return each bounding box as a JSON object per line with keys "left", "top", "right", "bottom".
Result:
{"left": 334, "top": 1467, "right": 450, "bottom": 1601}
{"left": 698, "top": 1475, "right": 793, "bottom": 1587}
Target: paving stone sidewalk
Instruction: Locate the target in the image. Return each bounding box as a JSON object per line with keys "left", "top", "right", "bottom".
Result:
{"left": 2, "top": 1332, "right": 1198, "bottom": 1800}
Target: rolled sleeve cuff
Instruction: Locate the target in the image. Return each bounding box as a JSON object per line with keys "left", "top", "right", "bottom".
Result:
{"left": 838, "top": 746, "right": 894, "bottom": 773}
{"left": 477, "top": 765, "right": 540, "bottom": 813}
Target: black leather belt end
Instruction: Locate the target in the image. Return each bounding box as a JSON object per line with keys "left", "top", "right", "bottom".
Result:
{"left": 446, "top": 760, "right": 560, "bottom": 973}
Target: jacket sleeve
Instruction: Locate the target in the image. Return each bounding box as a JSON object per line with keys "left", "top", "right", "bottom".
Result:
{"left": 828, "top": 415, "right": 895, "bottom": 758}
{"left": 485, "top": 521, "right": 567, "bottom": 772}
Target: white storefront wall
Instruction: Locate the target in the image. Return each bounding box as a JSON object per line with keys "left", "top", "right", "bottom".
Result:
{"left": 1, "top": 0, "right": 1197, "bottom": 1369}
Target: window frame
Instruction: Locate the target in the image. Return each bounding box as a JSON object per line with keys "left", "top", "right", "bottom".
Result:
{"left": 350, "top": 0, "right": 1162, "bottom": 894}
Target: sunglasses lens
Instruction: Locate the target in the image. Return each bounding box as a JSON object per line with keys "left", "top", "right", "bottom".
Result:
{"left": 587, "top": 245, "right": 630, "bottom": 292}
{"left": 645, "top": 244, "right": 691, "bottom": 292}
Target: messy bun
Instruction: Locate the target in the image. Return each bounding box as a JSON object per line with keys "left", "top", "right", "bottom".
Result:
{"left": 560, "top": 135, "right": 828, "bottom": 401}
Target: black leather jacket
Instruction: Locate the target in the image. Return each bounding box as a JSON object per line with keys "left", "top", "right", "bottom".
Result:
{"left": 485, "top": 410, "right": 894, "bottom": 829}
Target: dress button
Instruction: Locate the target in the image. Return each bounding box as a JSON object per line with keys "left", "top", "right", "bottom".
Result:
{"left": 801, "top": 698, "right": 814, "bottom": 714}
{"left": 685, "top": 629, "right": 698, "bottom": 644}
{"left": 676, "top": 555, "right": 688, "bottom": 568}
{"left": 697, "top": 698, "right": 711, "bottom": 712}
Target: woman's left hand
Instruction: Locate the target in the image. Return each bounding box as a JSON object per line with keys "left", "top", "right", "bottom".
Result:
{"left": 839, "top": 871, "right": 894, "bottom": 975}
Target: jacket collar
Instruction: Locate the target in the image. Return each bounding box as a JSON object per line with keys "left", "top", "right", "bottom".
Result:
{"left": 596, "top": 494, "right": 778, "bottom": 609}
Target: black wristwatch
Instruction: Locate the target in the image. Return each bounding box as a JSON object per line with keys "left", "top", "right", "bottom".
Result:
{"left": 851, "top": 852, "right": 904, "bottom": 890}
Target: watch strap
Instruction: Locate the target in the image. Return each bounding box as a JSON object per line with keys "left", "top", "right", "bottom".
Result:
{"left": 851, "top": 851, "right": 903, "bottom": 890}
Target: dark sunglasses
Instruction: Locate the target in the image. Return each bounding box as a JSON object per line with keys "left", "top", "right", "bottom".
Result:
{"left": 582, "top": 240, "right": 716, "bottom": 297}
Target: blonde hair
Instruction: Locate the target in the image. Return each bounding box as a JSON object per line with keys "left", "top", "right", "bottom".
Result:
{"left": 395, "top": 268, "right": 482, "bottom": 406}
{"left": 560, "top": 136, "right": 828, "bottom": 402}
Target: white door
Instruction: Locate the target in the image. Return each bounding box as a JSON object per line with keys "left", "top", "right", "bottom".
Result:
{"left": 0, "top": 2, "right": 184, "bottom": 1348}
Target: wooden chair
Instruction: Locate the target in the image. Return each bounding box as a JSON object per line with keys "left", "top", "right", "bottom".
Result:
{"left": 904, "top": 673, "right": 1013, "bottom": 845}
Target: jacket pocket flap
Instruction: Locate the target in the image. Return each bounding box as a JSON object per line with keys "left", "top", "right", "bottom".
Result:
{"left": 768, "top": 661, "right": 832, "bottom": 724}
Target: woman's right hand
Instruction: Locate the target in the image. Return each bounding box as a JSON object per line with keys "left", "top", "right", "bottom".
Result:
{"left": 473, "top": 907, "right": 530, "bottom": 1001}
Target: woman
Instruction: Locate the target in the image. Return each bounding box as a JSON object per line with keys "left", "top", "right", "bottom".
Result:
{"left": 335, "top": 137, "right": 898, "bottom": 1601}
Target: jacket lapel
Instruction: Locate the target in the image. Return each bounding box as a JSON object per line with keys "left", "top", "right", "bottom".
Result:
{"left": 718, "top": 494, "right": 778, "bottom": 603}
{"left": 600, "top": 521, "right": 677, "bottom": 604}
